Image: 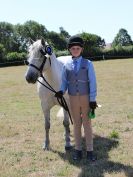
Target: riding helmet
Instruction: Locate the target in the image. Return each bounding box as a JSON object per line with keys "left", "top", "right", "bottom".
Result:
{"left": 67, "top": 35, "right": 84, "bottom": 48}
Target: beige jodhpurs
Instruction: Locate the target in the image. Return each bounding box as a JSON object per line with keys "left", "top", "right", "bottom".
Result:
{"left": 69, "top": 94, "right": 93, "bottom": 151}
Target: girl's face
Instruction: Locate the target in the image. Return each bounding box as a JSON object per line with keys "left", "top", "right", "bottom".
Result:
{"left": 69, "top": 46, "right": 83, "bottom": 58}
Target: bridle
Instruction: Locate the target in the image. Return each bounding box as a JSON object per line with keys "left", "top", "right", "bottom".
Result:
{"left": 25, "top": 45, "right": 73, "bottom": 124}
{"left": 25, "top": 45, "right": 52, "bottom": 74}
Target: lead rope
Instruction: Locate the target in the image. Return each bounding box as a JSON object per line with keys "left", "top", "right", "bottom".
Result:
{"left": 37, "top": 74, "right": 73, "bottom": 124}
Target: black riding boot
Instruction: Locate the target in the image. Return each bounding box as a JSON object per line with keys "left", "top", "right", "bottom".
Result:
{"left": 86, "top": 151, "right": 97, "bottom": 162}
{"left": 73, "top": 150, "right": 82, "bottom": 161}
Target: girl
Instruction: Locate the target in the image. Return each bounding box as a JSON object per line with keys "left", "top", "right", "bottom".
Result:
{"left": 55, "top": 35, "right": 97, "bottom": 161}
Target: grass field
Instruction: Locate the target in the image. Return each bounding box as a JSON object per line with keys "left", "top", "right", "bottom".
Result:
{"left": 0, "top": 59, "right": 133, "bottom": 177}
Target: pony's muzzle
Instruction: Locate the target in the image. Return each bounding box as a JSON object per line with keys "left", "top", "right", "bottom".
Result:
{"left": 25, "top": 72, "right": 38, "bottom": 84}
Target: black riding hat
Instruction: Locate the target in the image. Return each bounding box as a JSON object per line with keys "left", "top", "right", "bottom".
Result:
{"left": 67, "top": 35, "right": 84, "bottom": 48}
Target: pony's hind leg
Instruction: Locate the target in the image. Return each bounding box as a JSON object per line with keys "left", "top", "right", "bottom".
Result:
{"left": 42, "top": 110, "right": 51, "bottom": 150}
{"left": 63, "top": 109, "right": 72, "bottom": 150}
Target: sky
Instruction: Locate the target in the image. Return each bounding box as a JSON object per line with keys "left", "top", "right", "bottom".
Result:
{"left": 0, "top": 0, "right": 133, "bottom": 43}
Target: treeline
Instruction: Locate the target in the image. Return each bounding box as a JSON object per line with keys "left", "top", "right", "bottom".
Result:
{"left": 0, "top": 20, "right": 133, "bottom": 65}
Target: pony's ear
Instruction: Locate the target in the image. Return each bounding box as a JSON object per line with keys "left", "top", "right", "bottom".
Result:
{"left": 29, "top": 38, "right": 34, "bottom": 44}
{"left": 41, "top": 37, "right": 45, "bottom": 46}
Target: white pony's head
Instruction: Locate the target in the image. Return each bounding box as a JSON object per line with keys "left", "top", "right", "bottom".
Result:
{"left": 25, "top": 38, "right": 52, "bottom": 83}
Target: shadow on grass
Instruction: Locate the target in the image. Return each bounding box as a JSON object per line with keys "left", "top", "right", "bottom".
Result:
{"left": 52, "top": 135, "right": 133, "bottom": 177}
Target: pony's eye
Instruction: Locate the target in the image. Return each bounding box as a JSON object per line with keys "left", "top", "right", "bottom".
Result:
{"left": 40, "top": 48, "right": 46, "bottom": 56}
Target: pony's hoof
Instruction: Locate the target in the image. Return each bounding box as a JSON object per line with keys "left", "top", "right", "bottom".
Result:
{"left": 42, "top": 144, "right": 50, "bottom": 151}
{"left": 65, "top": 146, "right": 73, "bottom": 151}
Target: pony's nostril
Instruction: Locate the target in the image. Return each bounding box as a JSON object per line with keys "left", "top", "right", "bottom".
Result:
{"left": 25, "top": 74, "right": 37, "bottom": 83}
{"left": 25, "top": 75, "right": 31, "bottom": 83}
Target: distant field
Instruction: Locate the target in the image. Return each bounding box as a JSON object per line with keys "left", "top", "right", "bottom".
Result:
{"left": 0, "top": 59, "right": 133, "bottom": 177}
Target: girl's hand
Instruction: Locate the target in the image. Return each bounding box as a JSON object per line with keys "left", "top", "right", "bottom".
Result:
{"left": 89, "top": 101, "right": 97, "bottom": 109}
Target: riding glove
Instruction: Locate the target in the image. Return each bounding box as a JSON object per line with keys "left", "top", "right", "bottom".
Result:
{"left": 89, "top": 101, "right": 97, "bottom": 109}
{"left": 55, "top": 91, "right": 63, "bottom": 98}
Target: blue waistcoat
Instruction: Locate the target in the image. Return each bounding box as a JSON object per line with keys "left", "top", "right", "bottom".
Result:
{"left": 66, "top": 58, "right": 89, "bottom": 95}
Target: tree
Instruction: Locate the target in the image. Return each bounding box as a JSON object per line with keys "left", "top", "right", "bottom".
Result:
{"left": 0, "top": 44, "right": 6, "bottom": 62}
{"left": 112, "top": 28, "right": 133, "bottom": 47}
{"left": 15, "top": 20, "right": 48, "bottom": 51}
{"left": 0, "top": 22, "right": 27, "bottom": 53}
{"left": 59, "top": 27, "right": 70, "bottom": 38}
{"left": 80, "top": 32, "right": 105, "bottom": 57}
{"left": 47, "top": 31, "right": 67, "bottom": 51}
{"left": 0, "top": 22, "right": 14, "bottom": 52}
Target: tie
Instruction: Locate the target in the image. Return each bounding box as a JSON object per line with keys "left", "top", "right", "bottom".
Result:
{"left": 74, "top": 60, "right": 78, "bottom": 73}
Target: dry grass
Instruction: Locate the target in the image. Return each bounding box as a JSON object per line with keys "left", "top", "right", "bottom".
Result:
{"left": 0, "top": 59, "right": 133, "bottom": 177}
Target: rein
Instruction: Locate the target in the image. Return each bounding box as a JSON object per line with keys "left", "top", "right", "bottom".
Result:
{"left": 37, "top": 74, "right": 73, "bottom": 124}
{"left": 25, "top": 49, "right": 73, "bottom": 124}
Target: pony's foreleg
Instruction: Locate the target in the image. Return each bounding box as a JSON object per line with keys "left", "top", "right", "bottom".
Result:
{"left": 42, "top": 110, "right": 50, "bottom": 150}
{"left": 63, "top": 109, "right": 72, "bottom": 150}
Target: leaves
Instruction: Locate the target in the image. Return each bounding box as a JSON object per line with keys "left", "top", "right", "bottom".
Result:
{"left": 112, "top": 28, "right": 133, "bottom": 47}
{"left": 80, "top": 32, "right": 105, "bottom": 57}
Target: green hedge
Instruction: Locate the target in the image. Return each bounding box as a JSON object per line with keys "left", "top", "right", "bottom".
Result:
{"left": 0, "top": 52, "right": 26, "bottom": 67}
{"left": 0, "top": 46, "right": 133, "bottom": 67}
{"left": 6, "top": 52, "right": 26, "bottom": 62}
{"left": 103, "top": 45, "right": 133, "bottom": 57}
{"left": 55, "top": 50, "right": 69, "bottom": 57}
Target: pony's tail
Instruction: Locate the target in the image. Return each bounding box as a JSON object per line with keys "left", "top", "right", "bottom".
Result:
{"left": 57, "top": 107, "right": 64, "bottom": 119}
